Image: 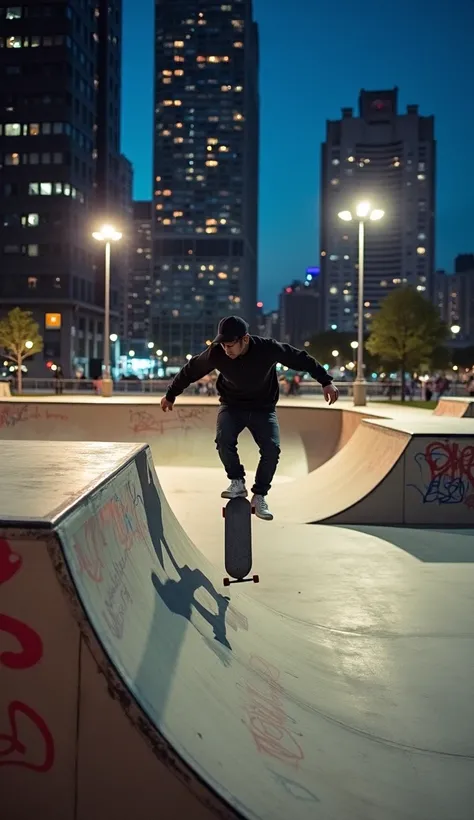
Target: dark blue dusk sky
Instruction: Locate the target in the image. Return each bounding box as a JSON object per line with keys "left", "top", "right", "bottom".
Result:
{"left": 121, "top": 0, "right": 474, "bottom": 311}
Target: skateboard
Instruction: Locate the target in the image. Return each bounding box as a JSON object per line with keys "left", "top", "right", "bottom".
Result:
{"left": 222, "top": 496, "right": 259, "bottom": 586}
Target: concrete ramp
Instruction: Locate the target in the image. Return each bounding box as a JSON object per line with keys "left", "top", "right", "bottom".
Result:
{"left": 434, "top": 397, "right": 474, "bottom": 418}
{"left": 272, "top": 417, "right": 474, "bottom": 526}
{"left": 0, "top": 397, "right": 365, "bottom": 479}
{"left": 1, "top": 441, "right": 472, "bottom": 820}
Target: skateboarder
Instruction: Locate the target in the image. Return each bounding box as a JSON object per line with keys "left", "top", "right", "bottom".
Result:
{"left": 160, "top": 316, "right": 339, "bottom": 520}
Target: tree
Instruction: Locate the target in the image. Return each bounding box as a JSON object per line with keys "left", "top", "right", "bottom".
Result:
{"left": 307, "top": 330, "right": 381, "bottom": 375}
{"left": 0, "top": 308, "right": 43, "bottom": 394}
{"left": 366, "top": 287, "right": 447, "bottom": 400}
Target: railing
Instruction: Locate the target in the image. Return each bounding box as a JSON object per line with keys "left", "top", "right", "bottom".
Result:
{"left": 3, "top": 377, "right": 468, "bottom": 399}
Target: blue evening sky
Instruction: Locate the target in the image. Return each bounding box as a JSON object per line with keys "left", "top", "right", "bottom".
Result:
{"left": 121, "top": 0, "right": 474, "bottom": 311}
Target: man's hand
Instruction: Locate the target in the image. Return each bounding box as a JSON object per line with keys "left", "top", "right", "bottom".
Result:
{"left": 323, "top": 384, "right": 339, "bottom": 405}
{"left": 160, "top": 397, "right": 174, "bottom": 412}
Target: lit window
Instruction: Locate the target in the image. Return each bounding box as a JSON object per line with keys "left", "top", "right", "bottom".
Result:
{"left": 418, "top": 232, "right": 426, "bottom": 240}
{"left": 221, "top": 85, "right": 232, "bottom": 92}
{"left": 364, "top": 301, "right": 370, "bottom": 307}
{"left": 5, "top": 123, "right": 21, "bottom": 136}
{"left": 173, "top": 211, "right": 183, "bottom": 217}
{"left": 163, "top": 189, "right": 172, "bottom": 196}
{"left": 343, "top": 254, "right": 349, "bottom": 260}
{"left": 174, "top": 40, "right": 184, "bottom": 47}
{"left": 162, "top": 219, "right": 171, "bottom": 225}
{"left": 7, "top": 36, "right": 22, "bottom": 48}
{"left": 206, "top": 227, "right": 217, "bottom": 234}
{"left": 29, "top": 123, "right": 40, "bottom": 135}
{"left": 347, "top": 156, "right": 354, "bottom": 162}
{"left": 6, "top": 7, "right": 22, "bottom": 19}
{"left": 163, "top": 100, "right": 173, "bottom": 106}
{"left": 218, "top": 272, "right": 227, "bottom": 279}
{"left": 329, "top": 286, "right": 338, "bottom": 295}
{"left": 330, "top": 178, "right": 339, "bottom": 186}
{"left": 174, "top": 56, "right": 184, "bottom": 62}
{"left": 27, "top": 244, "right": 38, "bottom": 256}
{"left": 233, "top": 41, "right": 243, "bottom": 48}
{"left": 27, "top": 276, "right": 37, "bottom": 288}
{"left": 206, "top": 160, "right": 218, "bottom": 167}
{"left": 5, "top": 152, "right": 20, "bottom": 165}
{"left": 417, "top": 174, "right": 425, "bottom": 181}
{"left": 331, "top": 158, "right": 340, "bottom": 165}
{"left": 174, "top": 137, "right": 184, "bottom": 143}
{"left": 40, "top": 182, "right": 52, "bottom": 195}
{"left": 162, "top": 78, "right": 172, "bottom": 84}
{"left": 416, "top": 285, "right": 426, "bottom": 292}
{"left": 233, "top": 113, "right": 244, "bottom": 121}
{"left": 174, "top": 69, "right": 184, "bottom": 76}
{"left": 162, "top": 70, "right": 172, "bottom": 76}
{"left": 174, "top": 100, "right": 182, "bottom": 106}
{"left": 417, "top": 246, "right": 426, "bottom": 255}
{"left": 329, "top": 254, "right": 338, "bottom": 261}
{"left": 219, "top": 145, "right": 229, "bottom": 152}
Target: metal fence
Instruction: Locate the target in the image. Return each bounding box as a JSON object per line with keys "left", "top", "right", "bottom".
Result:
{"left": 2, "top": 377, "right": 468, "bottom": 399}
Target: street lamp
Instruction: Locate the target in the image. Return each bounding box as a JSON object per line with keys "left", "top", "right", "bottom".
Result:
{"left": 338, "top": 202, "right": 384, "bottom": 406}
{"left": 450, "top": 324, "right": 461, "bottom": 335}
{"left": 25, "top": 340, "right": 33, "bottom": 350}
{"left": 147, "top": 341, "right": 154, "bottom": 349}
{"left": 109, "top": 333, "right": 118, "bottom": 343}
{"left": 92, "top": 224, "right": 122, "bottom": 396}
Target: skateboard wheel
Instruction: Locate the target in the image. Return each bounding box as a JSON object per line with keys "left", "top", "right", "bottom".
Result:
{"left": 223, "top": 577, "right": 230, "bottom": 586}
{"left": 222, "top": 507, "right": 226, "bottom": 518}
{"left": 253, "top": 574, "right": 260, "bottom": 583}
{"left": 251, "top": 506, "right": 255, "bottom": 514}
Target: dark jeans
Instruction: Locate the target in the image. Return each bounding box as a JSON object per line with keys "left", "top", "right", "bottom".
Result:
{"left": 215, "top": 407, "right": 281, "bottom": 496}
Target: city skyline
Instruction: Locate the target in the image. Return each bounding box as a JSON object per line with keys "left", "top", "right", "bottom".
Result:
{"left": 122, "top": 0, "right": 474, "bottom": 310}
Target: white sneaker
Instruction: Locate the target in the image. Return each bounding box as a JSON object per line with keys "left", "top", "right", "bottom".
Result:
{"left": 221, "top": 478, "right": 248, "bottom": 499}
{"left": 251, "top": 494, "right": 273, "bottom": 521}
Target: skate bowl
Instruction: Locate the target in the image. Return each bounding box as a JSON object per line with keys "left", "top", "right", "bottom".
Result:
{"left": 1, "top": 440, "right": 473, "bottom": 820}
{"left": 0, "top": 396, "right": 370, "bottom": 479}
{"left": 271, "top": 417, "right": 474, "bottom": 526}
{"left": 434, "top": 397, "right": 474, "bottom": 418}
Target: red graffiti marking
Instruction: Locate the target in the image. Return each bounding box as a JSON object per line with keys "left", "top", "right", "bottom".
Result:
{"left": 0, "top": 614, "right": 43, "bottom": 670}
{"left": 240, "top": 655, "right": 304, "bottom": 767}
{"left": 0, "top": 538, "right": 22, "bottom": 584}
{"left": 0, "top": 701, "right": 54, "bottom": 772}
{"left": 1, "top": 539, "right": 54, "bottom": 773}
{"left": 74, "top": 480, "right": 149, "bottom": 583}
{"left": 423, "top": 441, "right": 474, "bottom": 485}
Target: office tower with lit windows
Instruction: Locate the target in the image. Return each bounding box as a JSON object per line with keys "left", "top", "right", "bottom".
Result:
{"left": 127, "top": 200, "right": 153, "bottom": 353}
{"left": 152, "top": 0, "right": 259, "bottom": 362}
{"left": 320, "top": 88, "right": 435, "bottom": 333}
{"left": 0, "top": 0, "right": 131, "bottom": 377}
{"left": 279, "top": 270, "right": 321, "bottom": 349}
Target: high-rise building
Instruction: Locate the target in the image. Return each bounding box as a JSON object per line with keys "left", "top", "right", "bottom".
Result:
{"left": 278, "top": 270, "right": 321, "bottom": 348}
{"left": 152, "top": 0, "right": 259, "bottom": 362}
{"left": 434, "top": 256, "right": 474, "bottom": 344}
{"left": 0, "top": 0, "right": 131, "bottom": 377}
{"left": 320, "top": 88, "right": 435, "bottom": 333}
{"left": 127, "top": 200, "right": 152, "bottom": 354}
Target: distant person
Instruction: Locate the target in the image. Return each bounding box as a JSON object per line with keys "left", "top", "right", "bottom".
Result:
{"left": 160, "top": 316, "right": 338, "bottom": 520}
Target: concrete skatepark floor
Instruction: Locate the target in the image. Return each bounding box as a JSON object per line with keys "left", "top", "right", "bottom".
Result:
{"left": 1, "top": 398, "right": 473, "bottom": 819}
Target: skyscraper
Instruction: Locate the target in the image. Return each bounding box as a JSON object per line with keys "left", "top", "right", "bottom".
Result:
{"left": 128, "top": 200, "right": 153, "bottom": 353}
{"left": 320, "top": 88, "right": 435, "bottom": 333}
{"left": 152, "top": 0, "right": 259, "bottom": 362}
{"left": 0, "top": 0, "right": 131, "bottom": 377}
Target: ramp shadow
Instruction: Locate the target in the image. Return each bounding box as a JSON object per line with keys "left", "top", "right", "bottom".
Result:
{"left": 135, "top": 450, "right": 242, "bottom": 662}
{"left": 341, "top": 525, "right": 474, "bottom": 563}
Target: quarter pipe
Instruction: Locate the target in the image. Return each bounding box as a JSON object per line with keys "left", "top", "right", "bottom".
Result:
{"left": 1, "top": 440, "right": 473, "bottom": 820}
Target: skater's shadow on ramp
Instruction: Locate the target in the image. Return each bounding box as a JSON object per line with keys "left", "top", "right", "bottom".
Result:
{"left": 135, "top": 450, "right": 237, "bottom": 662}
{"left": 343, "top": 525, "right": 474, "bottom": 563}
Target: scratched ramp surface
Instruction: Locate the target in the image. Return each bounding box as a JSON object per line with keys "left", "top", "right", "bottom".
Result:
{"left": 1, "top": 441, "right": 473, "bottom": 820}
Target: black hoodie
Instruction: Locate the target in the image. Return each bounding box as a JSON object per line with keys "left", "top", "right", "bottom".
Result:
{"left": 165, "top": 336, "right": 333, "bottom": 411}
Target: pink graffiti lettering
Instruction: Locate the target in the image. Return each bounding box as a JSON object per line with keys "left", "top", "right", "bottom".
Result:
{"left": 424, "top": 441, "right": 474, "bottom": 485}
{"left": 0, "top": 701, "right": 54, "bottom": 772}
{"left": 241, "top": 654, "right": 304, "bottom": 766}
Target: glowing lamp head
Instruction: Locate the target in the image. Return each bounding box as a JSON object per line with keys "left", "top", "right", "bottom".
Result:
{"left": 338, "top": 210, "right": 352, "bottom": 222}
{"left": 369, "top": 209, "right": 384, "bottom": 221}
{"left": 355, "top": 201, "right": 371, "bottom": 218}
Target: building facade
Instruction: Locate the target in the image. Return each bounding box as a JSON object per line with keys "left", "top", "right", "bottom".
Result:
{"left": 433, "top": 256, "right": 474, "bottom": 345}
{"left": 152, "top": 0, "right": 259, "bottom": 363}
{"left": 278, "top": 269, "right": 321, "bottom": 349}
{"left": 0, "top": 0, "right": 131, "bottom": 378}
{"left": 320, "top": 88, "right": 435, "bottom": 334}
{"left": 127, "top": 200, "right": 152, "bottom": 355}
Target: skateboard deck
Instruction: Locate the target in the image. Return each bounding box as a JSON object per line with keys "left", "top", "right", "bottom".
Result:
{"left": 222, "top": 497, "right": 259, "bottom": 586}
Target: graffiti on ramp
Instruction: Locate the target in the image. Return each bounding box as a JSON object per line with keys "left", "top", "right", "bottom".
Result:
{"left": 408, "top": 439, "right": 474, "bottom": 507}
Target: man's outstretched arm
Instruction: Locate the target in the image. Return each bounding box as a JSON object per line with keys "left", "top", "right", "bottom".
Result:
{"left": 164, "top": 347, "right": 217, "bottom": 403}
{"left": 266, "top": 339, "right": 339, "bottom": 404}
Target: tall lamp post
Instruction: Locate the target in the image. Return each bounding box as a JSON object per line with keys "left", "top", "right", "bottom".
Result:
{"left": 92, "top": 224, "right": 122, "bottom": 397}
{"left": 338, "top": 202, "right": 384, "bottom": 406}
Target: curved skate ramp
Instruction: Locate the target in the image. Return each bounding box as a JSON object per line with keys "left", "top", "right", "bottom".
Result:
{"left": 0, "top": 396, "right": 366, "bottom": 478}
{"left": 434, "top": 397, "right": 474, "bottom": 418}
{"left": 272, "top": 417, "right": 474, "bottom": 526}
{"left": 2, "top": 440, "right": 473, "bottom": 820}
